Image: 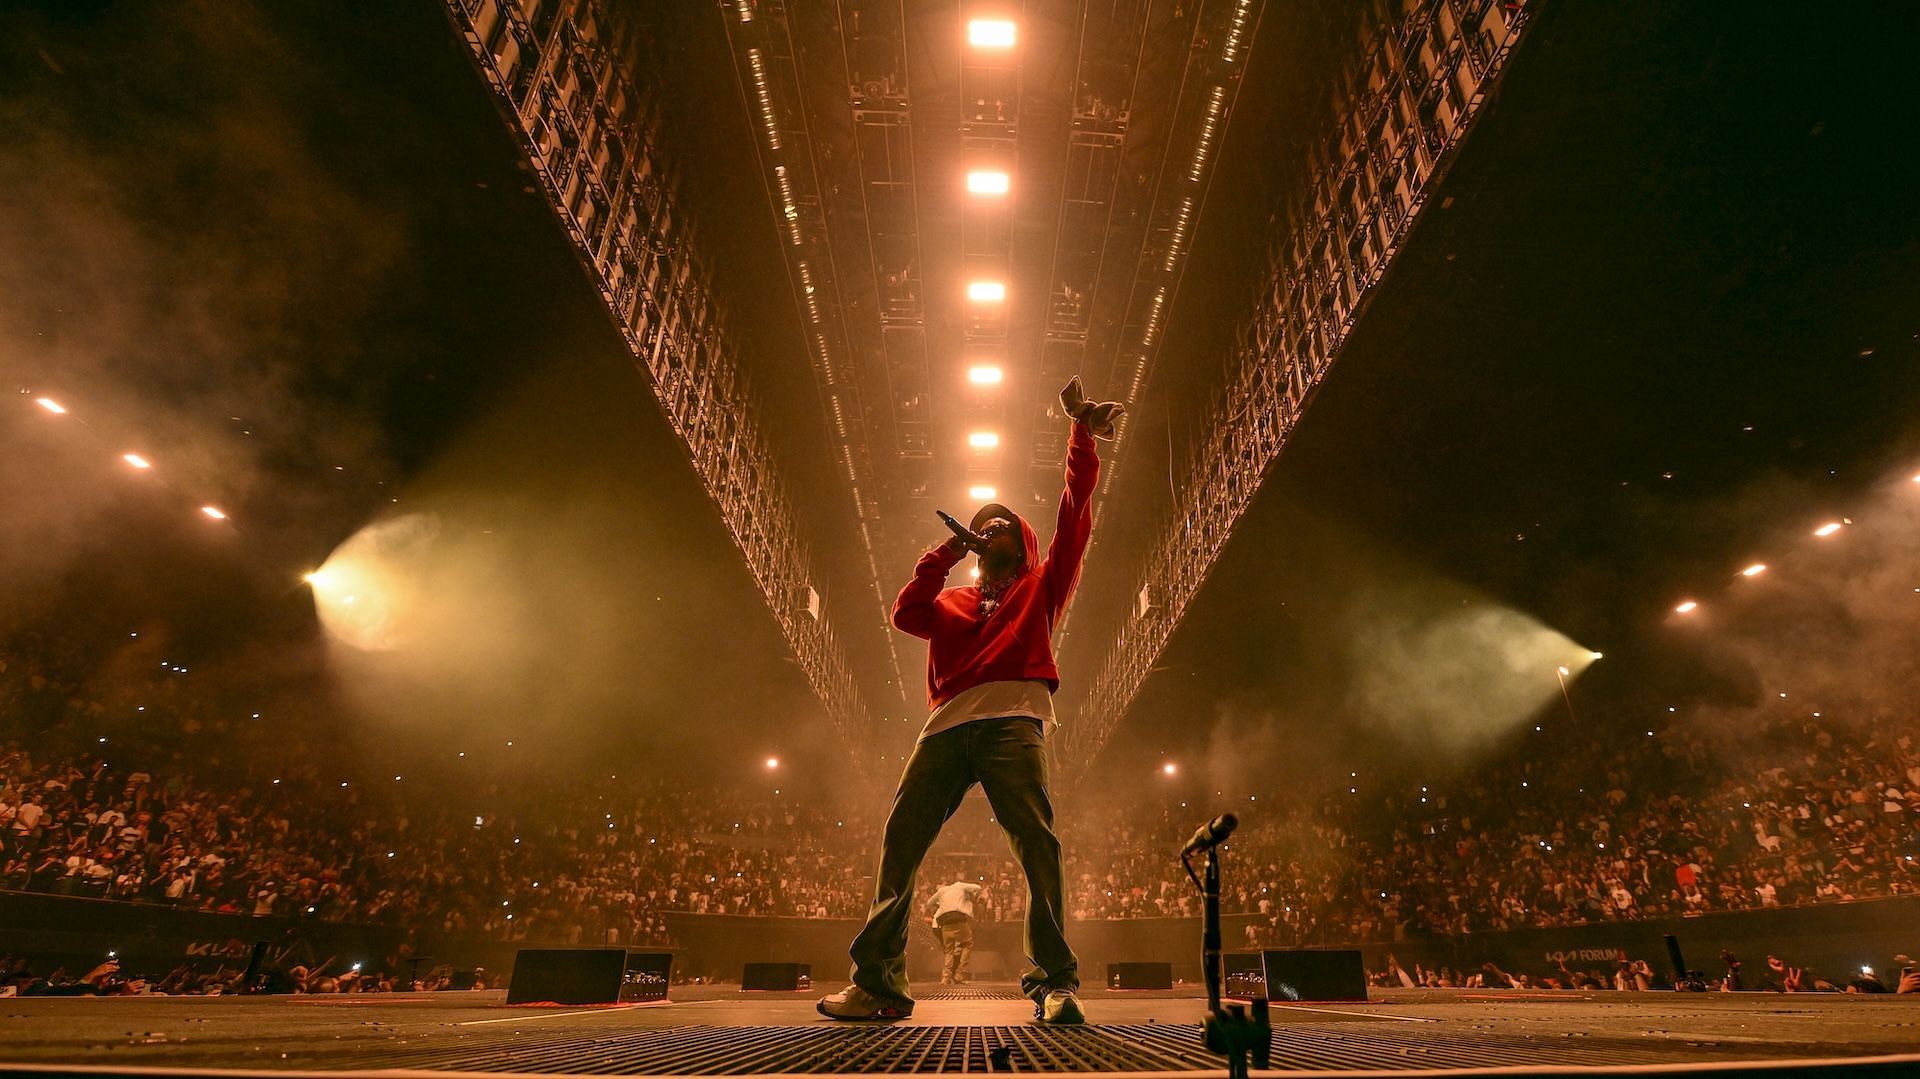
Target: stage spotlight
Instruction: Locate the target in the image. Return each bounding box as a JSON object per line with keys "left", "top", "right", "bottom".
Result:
{"left": 968, "top": 431, "right": 999, "bottom": 449}
{"left": 1814, "top": 522, "right": 1842, "bottom": 537}
{"left": 1675, "top": 600, "right": 1698, "bottom": 614}
{"left": 1557, "top": 665, "right": 1570, "bottom": 676}
{"left": 966, "top": 169, "right": 1009, "bottom": 195}
{"left": 35, "top": 397, "right": 66, "bottom": 414}
{"left": 1588, "top": 651, "right": 1603, "bottom": 660}
{"left": 967, "top": 18, "right": 1015, "bottom": 47}
{"left": 122, "top": 454, "right": 151, "bottom": 469}
{"left": 1162, "top": 762, "right": 1178, "bottom": 776}
{"left": 1740, "top": 563, "right": 1767, "bottom": 577}
{"left": 200, "top": 506, "right": 228, "bottom": 520}
{"left": 764, "top": 756, "right": 780, "bottom": 770}
{"left": 966, "top": 280, "right": 1006, "bottom": 303}
{"left": 304, "top": 520, "right": 424, "bottom": 653}
{"left": 968, "top": 485, "right": 997, "bottom": 500}
{"left": 968, "top": 365, "right": 1004, "bottom": 385}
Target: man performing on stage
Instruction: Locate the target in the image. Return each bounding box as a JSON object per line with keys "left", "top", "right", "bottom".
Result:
{"left": 820, "top": 377, "right": 1123, "bottom": 1024}
{"left": 928, "top": 878, "right": 983, "bottom": 985}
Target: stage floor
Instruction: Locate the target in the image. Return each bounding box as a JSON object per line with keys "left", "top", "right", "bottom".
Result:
{"left": 3, "top": 984, "right": 1920, "bottom": 1076}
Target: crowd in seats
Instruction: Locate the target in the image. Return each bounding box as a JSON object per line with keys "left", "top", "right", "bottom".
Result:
{"left": 5, "top": 639, "right": 1919, "bottom": 970}
{"left": 1227, "top": 710, "right": 1920, "bottom": 948}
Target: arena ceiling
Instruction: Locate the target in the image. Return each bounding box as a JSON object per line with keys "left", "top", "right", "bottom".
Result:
{"left": 6, "top": 1, "right": 1916, "bottom": 788}
{"left": 534, "top": 0, "right": 1919, "bottom": 780}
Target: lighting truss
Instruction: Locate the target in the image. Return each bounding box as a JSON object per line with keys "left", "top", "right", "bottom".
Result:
{"left": 834, "top": 2, "right": 936, "bottom": 710}
{"left": 442, "top": 0, "right": 875, "bottom": 757}
{"left": 1057, "top": 0, "right": 1538, "bottom": 778}
{"left": 1087, "top": 0, "right": 1263, "bottom": 501}
{"left": 1029, "top": 0, "right": 1157, "bottom": 483}
{"left": 1042, "top": 0, "right": 1259, "bottom": 655}
{"left": 720, "top": 1, "right": 915, "bottom": 708}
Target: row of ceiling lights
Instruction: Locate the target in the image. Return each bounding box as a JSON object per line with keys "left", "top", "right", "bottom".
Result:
{"left": 31, "top": 394, "right": 230, "bottom": 521}
{"left": 1665, "top": 501, "right": 1914, "bottom": 618}
{"left": 957, "top": 18, "right": 1016, "bottom": 506}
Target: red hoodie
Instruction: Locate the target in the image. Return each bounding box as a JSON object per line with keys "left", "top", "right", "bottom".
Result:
{"left": 892, "top": 422, "right": 1099, "bottom": 708}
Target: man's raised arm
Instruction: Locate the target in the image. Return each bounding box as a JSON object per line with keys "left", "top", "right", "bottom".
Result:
{"left": 1041, "top": 419, "right": 1100, "bottom": 612}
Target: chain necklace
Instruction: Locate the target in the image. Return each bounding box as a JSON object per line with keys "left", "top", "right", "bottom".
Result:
{"left": 977, "top": 573, "right": 1013, "bottom": 618}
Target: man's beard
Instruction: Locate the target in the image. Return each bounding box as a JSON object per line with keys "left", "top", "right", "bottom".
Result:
{"left": 981, "top": 548, "right": 1020, "bottom": 579}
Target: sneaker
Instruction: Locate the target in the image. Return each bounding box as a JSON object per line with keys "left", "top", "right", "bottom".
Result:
{"left": 1037, "top": 989, "right": 1086, "bottom": 1025}
{"left": 818, "top": 985, "right": 913, "bottom": 1021}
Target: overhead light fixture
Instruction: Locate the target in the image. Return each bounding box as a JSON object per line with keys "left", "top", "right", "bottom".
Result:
{"left": 967, "top": 280, "right": 1006, "bottom": 303}
{"left": 200, "top": 506, "right": 228, "bottom": 521}
{"left": 967, "top": 19, "right": 1015, "bottom": 48}
{"left": 1674, "top": 600, "right": 1698, "bottom": 614}
{"left": 1740, "top": 563, "right": 1767, "bottom": 577}
{"left": 966, "top": 170, "right": 1009, "bottom": 195}
{"left": 122, "top": 454, "right": 151, "bottom": 470}
{"left": 1813, "top": 522, "right": 1842, "bottom": 537}
{"left": 35, "top": 397, "right": 67, "bottom": 415}
{"left": 968, "top": 485, "right": 997, "bottom": 500}
{"left": 967, "top": 431, "right": 1000, "bottom": 449}
{"left": 967, "top": 365, "right": 1004, "bottom": 385}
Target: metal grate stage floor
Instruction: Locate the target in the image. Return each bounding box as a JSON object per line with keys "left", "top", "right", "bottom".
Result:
{"left": 3, "top": 985, "right": 1920, "bottom": 1077}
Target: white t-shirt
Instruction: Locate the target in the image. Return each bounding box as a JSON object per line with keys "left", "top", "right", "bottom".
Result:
{"left": 12, "top": 802, "right": 44, "bottom": 832}
{"left": 919, "top": 679, "right": 1053, "bottom": 741}
{"left": 930, "top": 881, "right": 982, "bottom": 921}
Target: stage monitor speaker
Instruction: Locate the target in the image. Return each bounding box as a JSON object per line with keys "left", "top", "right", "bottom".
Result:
{"left": 1223, "top": 952, "right": 1267, "bottom": 1000}
{"left": 742, "top": 962, "right": 812, "bottom": 991}
{"left": 1260, "top": 948, "right": 1366, "bottom": 1002}
{"left": 1107, "top": 961, "right": 1173, "bottom": 990}
{"left": 506, "top": 948, "right": 673, "bottom": 1005}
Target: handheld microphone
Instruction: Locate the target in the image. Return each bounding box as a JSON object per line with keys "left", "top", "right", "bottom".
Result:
{"left": 936, "top": 510, "right": 985, "bottom": 552}
{"left": 1182, "top": 813, "right": 1238, "bottom": 856}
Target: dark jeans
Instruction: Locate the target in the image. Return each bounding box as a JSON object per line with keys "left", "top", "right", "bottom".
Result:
{"left": 849, "top": 716, "right": 1078, "bottom": 1005}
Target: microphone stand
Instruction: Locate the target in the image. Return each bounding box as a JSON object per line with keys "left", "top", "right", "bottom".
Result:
{"left": 1184, "top": 842, "right": 1269, "bottom": 1079}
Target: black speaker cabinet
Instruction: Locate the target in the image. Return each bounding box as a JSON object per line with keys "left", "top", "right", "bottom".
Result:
{"left": 742, "top": 962, "right": 812, "bottom": 991}
{"left": 1223, "top": 952, "right": 1267, "bottom": 1000}
{"left": 1260, "top": 948, "right": 1366, "bottom": 1002}
{"left": 506, "top": 948, "right": 673, "bottom": 1005}
{"left": 1107, "top": 961, "right": 1174, "bottom": 990}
